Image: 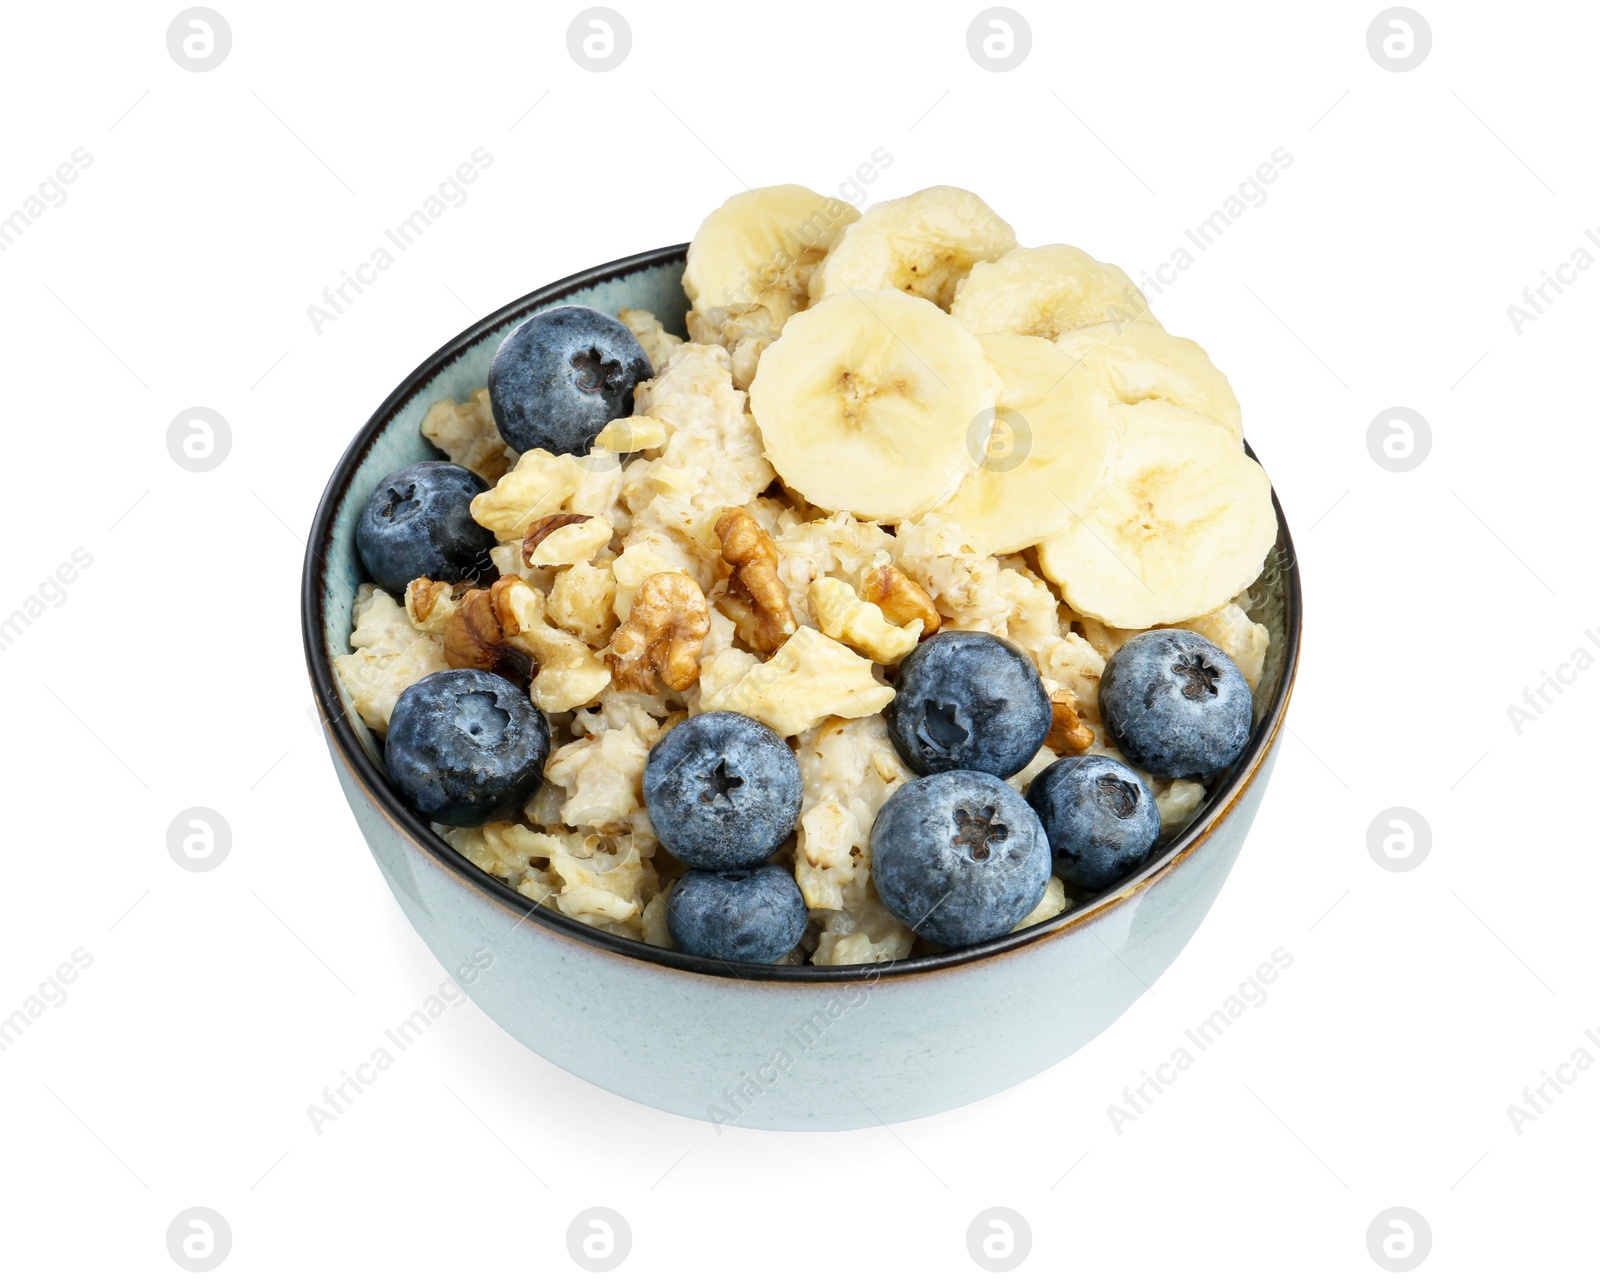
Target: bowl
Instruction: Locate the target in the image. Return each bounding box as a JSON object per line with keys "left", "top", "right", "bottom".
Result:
{"left": 301, "top": 244, "right": 1302, "bottom": 1130}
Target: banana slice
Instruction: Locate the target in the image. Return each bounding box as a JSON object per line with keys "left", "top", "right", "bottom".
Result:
{"left": 951, "top": 244, "right": 1156, "bottom": 340}
{"left": 1055, "top": 322, "right": 1242, "bottom": 442}
{"left": 1036, "top": 401, "right": 1276, "bottom": 628}
{"left": 747, "top": 289, "right": 1000, "bottom": 522}
{"left": 809, "top": 186, "right": 1018, "bottom": 311}
{"left": 683, "top": 184, "right": 860, "bottom": 329}
{"left": 932, "top": 334, "right": 1118, "bottom": 555}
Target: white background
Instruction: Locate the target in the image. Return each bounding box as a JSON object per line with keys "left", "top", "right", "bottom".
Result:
{"left": 2, "top": 0, "right": 1595, "bottom": 1274}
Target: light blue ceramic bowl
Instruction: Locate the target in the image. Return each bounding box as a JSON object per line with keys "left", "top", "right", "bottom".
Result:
{"left": 302, "top": 245, "right": 1302, "bottom": 1130}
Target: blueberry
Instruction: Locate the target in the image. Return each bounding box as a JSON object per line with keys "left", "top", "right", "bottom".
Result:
{"left": 666, "top": 864, "right": 808, "bottom": 964}
{"left": 356, "top": 461, "right": 496, "bottom": 598}
{"left": 884, "top": 630, "right": 1051, "bottom": 779}
{"left": 384, "top": 670, "right": 550, "bottom": 827}
{"left": 870, "top": 770, "right": 1050, "bottom": 948}
{"left": 643, "top": 712, "right": 803, "bottom": 871}
{"left": 1099, "top": 629, "right": 1253, "bottom": 778}
{"left": 488, "top": 305, "right": 653, "bottom": 455}
{"left": 1026, "top": 755, "right": 1161, "bottom": 891}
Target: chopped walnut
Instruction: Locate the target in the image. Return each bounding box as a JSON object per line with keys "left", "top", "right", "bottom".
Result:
{"left": 522, "top": 514, "right": 611, "bottom": 568}
{"left": 404, "top": 577, "right": 465, "bottom": 634}
{"left": 445, "top": 575, "right": 610, "bottom": 711}
{"left": 716, "top": 506, "right": 796, "bottom": 654}
{"left": 809, "top": 576, "right": 922, "bottom": 665}
{"left": 497, "top": 580, "right": 613, "bottom": 712}
{"left": 470, "top": 447, "right": 624, "bottom": 541}
{"left": 607, "top": 571, "right": 711, "bottom": 693}
{"left": 1045, "top": 687, "right": 1096, "bottom": 754}
{"left": 699, "top": 626, "right": 893, "bottom": 737}
{"left": 611, "top": 528, "right": 713, "bottom": 622}
{"left": 859, "top": 564, "right": 941, "bottom": 637}
{"left": 443, "top": 577, "right": 534, "bottom": 686}
{"left": 523, "top": 513, "right": 590, "bottom": 555}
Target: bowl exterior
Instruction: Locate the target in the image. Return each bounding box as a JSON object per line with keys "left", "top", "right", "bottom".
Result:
{"left": 325, "top": 723, "right": 1280, "bottom": 1130}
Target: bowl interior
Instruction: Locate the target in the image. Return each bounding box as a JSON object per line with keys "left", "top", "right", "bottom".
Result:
{"left": 305, "top": 246, "right": 1300, "bottom": 980}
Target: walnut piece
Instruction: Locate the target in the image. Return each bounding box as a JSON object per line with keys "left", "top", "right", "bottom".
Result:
{"left": 859, "top": 564, "right": 941, "bottom": 636}
{"left": 404, "top": 577, "right": 464, "bottom": 634}
{"left": 523, "top": 513, "right": 590, "bottom": 554}
{"left": 443, "top": 577, "right": 535, "bottom": 686}
{"left": 716, "top": 506, "right": 796, "bottom": 654}
{"left": 522, "top": 514, "right": 612, "bottom": 568}
{"left": 611, "top": 529, "right": 711, "bottom": 623}
{"left": 444, "top": 575, "right": 611, "bottom": 712}
{"left": 809, "top": 577, "right": 922, "bottom": 665}
{"left": 1045, "top": 687, "right": 1095, "bottom": 754}
{"left": 470, "top": 447, "right": 624, "bottom": 541}
{"left": 699, "top": 626, "right": 894, "bottom": 737}
{"left": 607, "top": 571, "right": 710, "bottom": 693}
{"left": 498, "top": 579, "right": 612, "bottom": 712}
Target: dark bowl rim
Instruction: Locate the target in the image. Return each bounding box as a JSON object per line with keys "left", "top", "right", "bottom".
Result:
{"left": 300, "top": 242, "right": 1304, "bottom": 984}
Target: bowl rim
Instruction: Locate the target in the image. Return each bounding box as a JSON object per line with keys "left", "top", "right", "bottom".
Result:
{"left": 301, "top": 242, "right": 1303, "bottom": 984}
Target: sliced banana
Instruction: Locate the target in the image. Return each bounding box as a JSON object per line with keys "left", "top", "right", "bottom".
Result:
{"left": 951, "top": 244, "right": 1156, "bottom": 340}
{"left": 683, "top": 184, "right": 859, "bottom": 330}
{"left": 1055, "top": 322, "right": 1242, "bottom": 442}
{"left": 1036, "top": 401, "right": 1276, "bottom": 628}
{"left": 932, "top": 334, "right": 1118, "bottom": 555}
{"left": 747, "top": 289, "right": 1000, "bottom": 522}
{"left": 808, "top": 186, "right": 1018, "bottom": 311}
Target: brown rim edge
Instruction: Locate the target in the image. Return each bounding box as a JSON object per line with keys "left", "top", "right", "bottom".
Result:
{"left": 301, "top": 243, "right": 1304, "bottom": 986}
